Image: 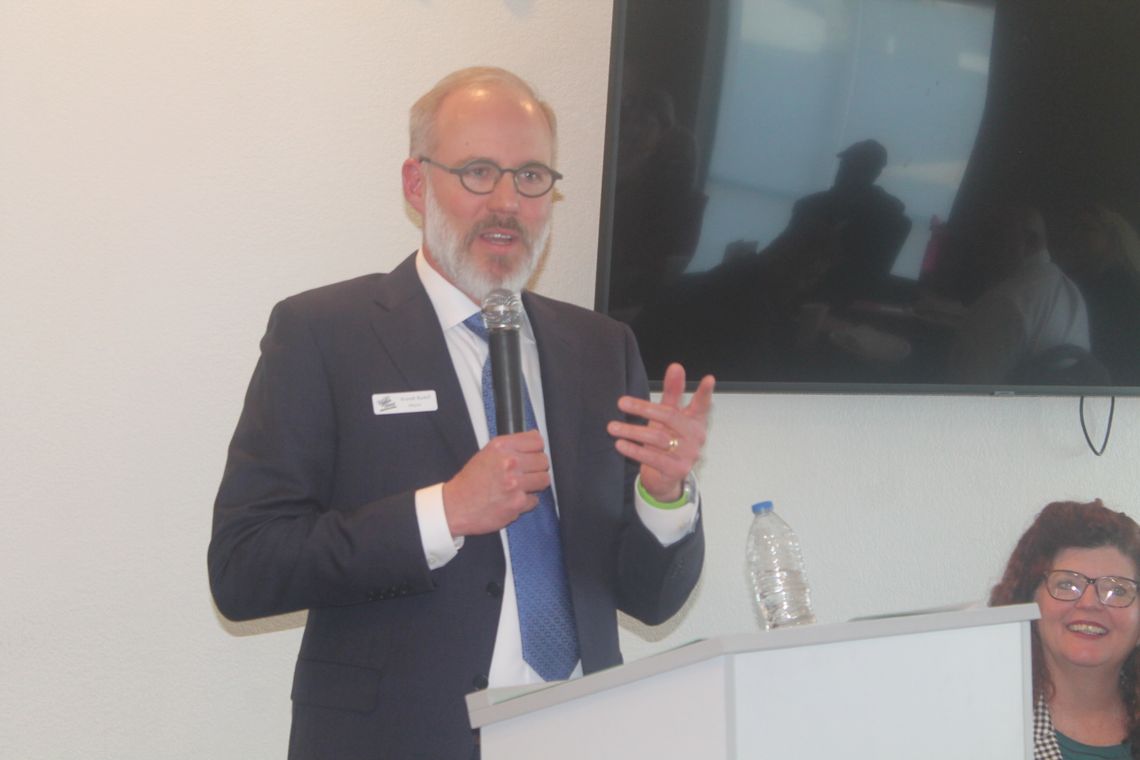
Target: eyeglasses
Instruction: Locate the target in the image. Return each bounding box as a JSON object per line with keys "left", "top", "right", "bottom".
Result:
{"left": 1042, "top": 569, "right": 1139, "bottom": 607}
{"left": 418, "top": 157, "right": 562, "bottom": 198}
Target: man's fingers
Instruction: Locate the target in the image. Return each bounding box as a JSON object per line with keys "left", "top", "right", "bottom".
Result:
{"left": 617, "top": 395, "right": 678, "bottom": 425}
{"left": 488, "top": 429, "right": 547, "bottom": 453}
{"left": 686, "top": 374, "right": 716, "bottom": 417}
{"left": 608, "top": 419, "right": 682, "bottom": 450}
{"left": 614, "top": 438, "right": 691, "bottom": 480}
{"left": 658, "top": 362, "right": 686, "bottom": 409}
{"left": 617, "top": 371, "right": 716, "bottom": 426}
{"left": 444, "top": 429, "right": 554, "bottom": 537}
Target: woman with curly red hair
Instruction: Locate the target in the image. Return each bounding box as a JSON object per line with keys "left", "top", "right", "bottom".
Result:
{"left": 991, "top": 500, "right": 1140, "bottom": 759}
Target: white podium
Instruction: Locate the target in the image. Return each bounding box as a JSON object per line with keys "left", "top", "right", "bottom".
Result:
{"left": 467, "top": 603, "right": 1038, "bottom": 759}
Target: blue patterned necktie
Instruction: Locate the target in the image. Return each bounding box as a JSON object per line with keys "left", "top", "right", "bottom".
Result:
{"left": 463, "top": 313, "right": 580, "bottom": 681}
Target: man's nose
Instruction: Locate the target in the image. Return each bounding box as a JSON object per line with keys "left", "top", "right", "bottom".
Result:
{"left": 486, "top": 171, "right": 521, "bottom": 213}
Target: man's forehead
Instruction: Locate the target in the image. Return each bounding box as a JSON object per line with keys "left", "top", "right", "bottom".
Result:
{"left": 440, "top": 85, "right": 546, "bottom": 122}
{"left": 434, "top": 85, "right": 554, "bottom": 158}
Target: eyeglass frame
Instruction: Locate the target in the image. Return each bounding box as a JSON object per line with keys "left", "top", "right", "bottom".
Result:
{"left": 418, "top": 156, "right": 563, "bottom": 198}
{"left": 1041, "top": 569, "right": 1140, "bottom": 607}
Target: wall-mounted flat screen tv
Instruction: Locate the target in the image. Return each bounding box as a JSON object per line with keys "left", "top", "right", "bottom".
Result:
{"left": 595, "top": 0, "right": 1140, "bottom": 395}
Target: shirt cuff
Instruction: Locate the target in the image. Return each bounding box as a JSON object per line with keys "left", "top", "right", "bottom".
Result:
{"left": 634, "top": 474, "right": 700, "bottom": 547}
{"left": 415, "top": 483, "right": 464, "bottom": 570}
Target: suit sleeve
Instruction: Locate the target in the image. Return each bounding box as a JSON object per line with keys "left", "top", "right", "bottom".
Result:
{"left": 613, "top": 324, "right": 705, "bottom": 626}
{"left": 207, "top": 299, "right": 434, "bottom": 622}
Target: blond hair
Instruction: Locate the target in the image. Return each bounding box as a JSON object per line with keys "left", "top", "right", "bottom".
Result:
{"left": 1090, "top": 205, "right": 1140, "bottom": 274}
{"left": 408, "top": 66, "right": 557, "bottom": 158}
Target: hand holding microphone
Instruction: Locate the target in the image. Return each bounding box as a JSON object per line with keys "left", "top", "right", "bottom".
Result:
{"left": 443, "top": 290, "right": 551, "bottom": 537}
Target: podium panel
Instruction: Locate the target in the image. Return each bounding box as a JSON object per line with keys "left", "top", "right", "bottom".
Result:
{"left": 730, "top": 621, "right": 1027, "bottom": 756}
{"left": 468, "top": 604, "right": 1037, "bottom": 760}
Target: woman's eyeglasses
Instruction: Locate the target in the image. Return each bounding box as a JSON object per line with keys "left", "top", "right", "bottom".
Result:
{"left": 1041, "top": 569, "right": 1139, "bottom": 607}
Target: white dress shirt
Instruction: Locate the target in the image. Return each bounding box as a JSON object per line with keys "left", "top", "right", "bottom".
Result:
{"left": 949, "top": 249, "right": 1090, "bottom": 384}
{"left": 411, "top": 251, "right": 698, "bottom": 687}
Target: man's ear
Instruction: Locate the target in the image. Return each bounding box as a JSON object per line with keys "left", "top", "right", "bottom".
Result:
{"left": 402, "top": 158, "right": 426, "bottom": 215}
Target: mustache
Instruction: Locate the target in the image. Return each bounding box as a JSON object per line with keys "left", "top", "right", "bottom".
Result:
{"left": 465, "top": 215, "right": 530, "bottom": 248}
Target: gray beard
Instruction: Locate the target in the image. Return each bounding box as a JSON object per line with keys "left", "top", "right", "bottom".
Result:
{"left": 423, "top": 182, "right": 549, "bottom": 302}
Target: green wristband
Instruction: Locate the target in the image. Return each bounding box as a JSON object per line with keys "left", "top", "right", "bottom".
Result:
{"left": 637, "top": 475, "right": 692, "bottom": 510}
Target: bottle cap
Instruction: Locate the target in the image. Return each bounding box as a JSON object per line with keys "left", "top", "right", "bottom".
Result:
{"left": 751, "top": 500, "right": 773, "bottom": 514}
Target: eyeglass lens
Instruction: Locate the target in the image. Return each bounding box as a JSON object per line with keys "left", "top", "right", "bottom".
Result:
{"left": 1044, "top": 570, "right": 1138, "bottom": 607}
{"left": 456, "top": 161, "right": 556, "bottom": 197}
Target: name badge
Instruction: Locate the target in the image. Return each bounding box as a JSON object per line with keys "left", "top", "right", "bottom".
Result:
{"left": 372, "top": 390, "right": 438, "bottom": 416}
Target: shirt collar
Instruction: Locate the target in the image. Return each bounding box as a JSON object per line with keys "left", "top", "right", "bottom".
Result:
{"left": 414, "top": 249, "right": 535, "bottom": 342}
{"left": 416, "top": 249, "right": 479, "bottom": 330}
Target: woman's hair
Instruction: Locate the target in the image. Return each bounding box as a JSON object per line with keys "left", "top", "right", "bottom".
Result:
{"left": 990, "top": 499, "right": 1140, "bottom": 750}
{"left": 1077, "top": 204, "right": 1140, "bottom": 274}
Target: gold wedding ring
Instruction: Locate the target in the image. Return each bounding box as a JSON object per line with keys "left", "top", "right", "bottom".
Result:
{"left": 667, "top": 437, "right": 680, "bottom": 453}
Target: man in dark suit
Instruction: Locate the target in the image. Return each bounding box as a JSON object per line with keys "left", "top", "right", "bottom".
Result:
{"left": 793, "top": 139, "right": 911, "bottom": 307}
{"left": 209, "top": 66, "right": 715, "bottom": 759}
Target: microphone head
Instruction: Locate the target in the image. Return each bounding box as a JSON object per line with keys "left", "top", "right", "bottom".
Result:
{"left": 481, "top": 289, "right": 523, "bottom": 331}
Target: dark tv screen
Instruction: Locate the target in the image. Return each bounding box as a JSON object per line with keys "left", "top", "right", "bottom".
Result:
{"left": 595, "top": 0, "right": 1140, "bottom": 394}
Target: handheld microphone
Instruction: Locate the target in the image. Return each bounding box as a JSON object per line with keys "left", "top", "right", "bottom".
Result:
{"left": 481, "top": 289, "right": 525, "bottom": 435}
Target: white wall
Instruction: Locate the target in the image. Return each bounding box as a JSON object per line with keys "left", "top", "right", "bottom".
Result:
{"left": 1, "top": 3, "right": 1136, "bottom": 757}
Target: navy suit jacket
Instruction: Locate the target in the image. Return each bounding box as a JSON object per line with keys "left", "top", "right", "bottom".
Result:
{"left": 208, "top": 254, "right": 704, "bottom": 759}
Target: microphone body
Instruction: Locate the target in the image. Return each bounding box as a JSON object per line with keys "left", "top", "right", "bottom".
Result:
{"left": 488, "top": 328, "right": 525, "bottom": 434}
{"left": 482, "top": 290, "right": 526, "bottom": 435}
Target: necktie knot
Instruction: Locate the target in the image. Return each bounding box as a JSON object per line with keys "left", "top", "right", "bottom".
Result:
{"left": 463, "top": 313, "right": 489, "bottom": 342}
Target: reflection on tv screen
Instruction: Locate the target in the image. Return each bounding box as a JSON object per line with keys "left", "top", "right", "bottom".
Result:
{"left": 599, "top": 0, "right": 1140, "bottom": 394}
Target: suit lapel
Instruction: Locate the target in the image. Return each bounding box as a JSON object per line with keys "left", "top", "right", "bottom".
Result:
{"left": 369, "top": 254, "right": 479, "bottom": 466}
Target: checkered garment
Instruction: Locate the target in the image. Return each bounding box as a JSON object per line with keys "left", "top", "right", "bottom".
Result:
{"left": 1033, "top": 695, "right": 1064, "bottom": 760}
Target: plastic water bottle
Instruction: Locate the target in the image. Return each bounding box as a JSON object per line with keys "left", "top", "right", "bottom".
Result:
{"left": 746, "top": 501, "right": 816, "bottom": 629}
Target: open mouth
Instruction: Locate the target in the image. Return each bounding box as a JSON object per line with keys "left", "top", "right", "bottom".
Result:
{"left": 1067, "top": 622, "right": 1108, "bottom": 636}
{"left": 480, "top": 230, "right": 518, "bottom": 246}
{"left": 469, "top": 215, "right": 529, "bottom": 251}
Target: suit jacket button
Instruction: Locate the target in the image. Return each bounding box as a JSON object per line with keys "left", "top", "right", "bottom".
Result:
{"left": 485, "top": 581, "right": 502, "bottom": 598}
{"left": 473, "top": 674, "right": 489, "bottom": 690}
